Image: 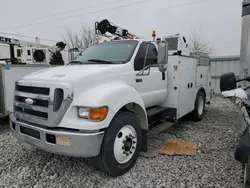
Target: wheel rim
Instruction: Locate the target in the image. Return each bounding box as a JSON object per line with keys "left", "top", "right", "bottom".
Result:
{"left": 114, "top": 125, "right": 137, "bottom": 164}
{"left": 198, "top": 95, "right": 204, "bottom": 115}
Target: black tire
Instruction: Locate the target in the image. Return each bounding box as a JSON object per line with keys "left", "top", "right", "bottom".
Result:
{"left": 0, "top": 114, "right": 9, "bottom": 125}
{"left": 95, "top": 111, "right": 142, "bottom": 177}
{"left": 244, "top": 156, "right": 250, "bottom": 188}
{"left": 192, "top": 91, "right": 205, "bottom": 122}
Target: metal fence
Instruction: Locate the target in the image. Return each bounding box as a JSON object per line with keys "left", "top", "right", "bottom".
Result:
{"left": 210, "top": 56, "right": 240, "bottom": 94}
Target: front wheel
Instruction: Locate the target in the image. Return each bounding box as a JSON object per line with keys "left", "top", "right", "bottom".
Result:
{"left": 96, "top": 112, "right": 142, "bottom": 177}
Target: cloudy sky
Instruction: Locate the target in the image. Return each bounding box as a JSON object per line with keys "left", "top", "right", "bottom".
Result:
{"left": 0, "top": 0, "right": 242, "bottom": 56}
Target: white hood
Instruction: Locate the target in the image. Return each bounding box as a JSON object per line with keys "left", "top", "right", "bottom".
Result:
{"left": 22, "top": 64, "right": 121, "bottom": 82}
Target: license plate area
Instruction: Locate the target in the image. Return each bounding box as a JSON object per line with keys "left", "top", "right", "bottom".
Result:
{"left": 20, "top": 126, "right": 40, "bottom": 139}
{"left": 56, "top": 135, "right": 70, "bottom": 146}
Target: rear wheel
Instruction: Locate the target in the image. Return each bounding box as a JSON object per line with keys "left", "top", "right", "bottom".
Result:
{"left": 192, "top": 91, "right": 205, "bottom": 121}
{"left": 95, "top": 112, "right": 142, "bottom": 177}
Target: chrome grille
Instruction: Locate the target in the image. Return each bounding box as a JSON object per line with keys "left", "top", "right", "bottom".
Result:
{"left": 16, "top": 85, "right": 50, "bottom": 95}
{"left": 13, "top": 80, "right": 73, "bottom": 127}
{"left": 15, "top": 96, "right": 49, "bottom": 108}
{"left": 14, "top": 106, "right": 48, "bottom": 119}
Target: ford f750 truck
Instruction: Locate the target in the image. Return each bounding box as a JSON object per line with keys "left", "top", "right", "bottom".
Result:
{"left": 9, "top": 19, "right": 213, "bottom": 177}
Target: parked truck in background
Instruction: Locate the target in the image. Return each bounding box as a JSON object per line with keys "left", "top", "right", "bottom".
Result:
{"left": 0, "top": 37, "right": 83, "bottom": 120}
{"left": 9, "top": 19, "right": 213, "bottom": 176}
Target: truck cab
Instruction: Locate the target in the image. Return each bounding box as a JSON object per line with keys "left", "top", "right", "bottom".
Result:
{"left": 9, "top": 25, "right": 213, "bottom": 177}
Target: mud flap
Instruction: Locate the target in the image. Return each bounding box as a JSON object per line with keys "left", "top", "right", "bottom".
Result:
{"left": 141, "top": 130, "right": 147, "bottom": 152}
{"left": 235, "top": 130, "right": 250, "bottom": 164}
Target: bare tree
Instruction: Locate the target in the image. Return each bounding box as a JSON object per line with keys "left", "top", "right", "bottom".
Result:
{"left": 63, "top": 22, "right": 100, "bottom": 50}
{"left": 189, "top": 31, "right": 213, "bottom": 55}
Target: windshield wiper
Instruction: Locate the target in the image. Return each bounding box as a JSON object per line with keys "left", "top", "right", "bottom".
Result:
{"left": 68, "top": 61, "right": 83, "bottom": 65}
{"left": 73, "top": 51, "right": 83, "bottom": 60}
{"left": 87, "top": 59, "right": 114, "bottom": 64}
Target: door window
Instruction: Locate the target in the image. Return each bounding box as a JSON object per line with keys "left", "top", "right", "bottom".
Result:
{"left": 134, "top": 43, "right": 157, "bottom": 71}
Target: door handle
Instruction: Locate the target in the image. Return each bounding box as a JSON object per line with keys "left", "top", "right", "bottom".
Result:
{"left": 136, "top": 78, "right": 143, "bottom": 83}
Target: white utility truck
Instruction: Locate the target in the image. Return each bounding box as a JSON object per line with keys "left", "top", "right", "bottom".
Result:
{"left": 9, "top": 19, "right": 213, "bottom": 177}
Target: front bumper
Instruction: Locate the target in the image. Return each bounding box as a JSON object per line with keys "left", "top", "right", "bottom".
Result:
{"left": 9, "top": 114, "right": 104, "bottom": 157}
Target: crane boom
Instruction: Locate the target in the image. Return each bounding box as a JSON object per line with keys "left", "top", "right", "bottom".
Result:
{"left": 95, "top": 19, "right": 140, "bottom": 40}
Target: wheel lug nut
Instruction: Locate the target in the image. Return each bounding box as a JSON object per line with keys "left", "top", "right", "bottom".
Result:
{"left": 129, "top": 151, "right": 132, "bottom": 154}
{"left": 132, "top": 146, "right": 135, "bottom": 149}
{"left": 133, "top": 141, "right": 136, "bottom": 144}
{"left": 126, "top": 153, "right": 129, "bottom": 156}
{"left": 122, "top": 146, "right": 124, "bottom": 149}
{"left": 123, "top": 151, "right": 126, "bottom": 154}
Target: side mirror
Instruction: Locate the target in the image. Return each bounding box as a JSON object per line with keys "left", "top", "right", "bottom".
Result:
{"left": 157, "top": 41, "right": 168, "bottom": 72}
{"left": 220, "top": 72, "right": 237, "bottom": 92}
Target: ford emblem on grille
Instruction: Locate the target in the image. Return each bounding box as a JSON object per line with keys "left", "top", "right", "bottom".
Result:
{"left": 25, "top": 98, "right": 34, "bottom": 105}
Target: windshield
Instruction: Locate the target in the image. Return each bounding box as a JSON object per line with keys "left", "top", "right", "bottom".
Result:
{"left": 73, "top": 40, "right": 139, "bottom": 64}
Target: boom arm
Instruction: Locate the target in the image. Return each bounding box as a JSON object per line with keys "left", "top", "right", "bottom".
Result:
{"left": 95, "top": 19, "right": 140, "bottom": 40}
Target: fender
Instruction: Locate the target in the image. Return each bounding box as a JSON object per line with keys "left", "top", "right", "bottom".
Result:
{"left": 61, "top": 82, "right": 148, "bottom": 130}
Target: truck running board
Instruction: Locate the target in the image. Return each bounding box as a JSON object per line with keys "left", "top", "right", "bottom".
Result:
{"left": 148, "top": 121, "right": 175, "bottom": 136}
{"left": 146, "top": 106, "right": 168, "bottom": 125}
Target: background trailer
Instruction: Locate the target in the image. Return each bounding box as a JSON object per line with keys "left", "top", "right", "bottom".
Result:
{"left": 0, "top": 64, "right": 53, "bottom": 117}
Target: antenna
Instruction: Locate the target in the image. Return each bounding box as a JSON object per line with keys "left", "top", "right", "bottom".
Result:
{"left": 95, "top": 19, "right": 140, "bottom": 40}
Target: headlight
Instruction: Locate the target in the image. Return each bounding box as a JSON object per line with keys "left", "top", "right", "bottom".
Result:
{"left": 78, "top": 107, "right": 90, "bottom": 119}
{"left": 78, "top": 106, "right": 108, "bottom": 121}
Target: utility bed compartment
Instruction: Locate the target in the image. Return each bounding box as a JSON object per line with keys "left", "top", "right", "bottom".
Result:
{"left": 160, "top": 55, "right": 213, "bottom": 120}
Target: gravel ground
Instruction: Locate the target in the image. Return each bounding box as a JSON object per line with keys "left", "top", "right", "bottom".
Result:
{"left": 0, "top": 97, "right": 244, "bottom": 188}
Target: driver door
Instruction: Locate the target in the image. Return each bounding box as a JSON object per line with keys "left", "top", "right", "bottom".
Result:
{"left": 132, "top": 42, "right": 167, "bottom": 108}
